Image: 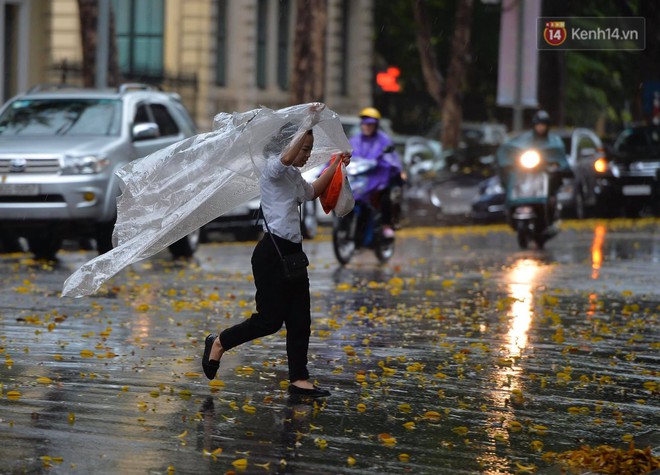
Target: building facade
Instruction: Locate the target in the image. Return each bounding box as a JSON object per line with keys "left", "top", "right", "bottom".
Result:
{"left": 1, "top": 0, "right": 375, "bottom": 130}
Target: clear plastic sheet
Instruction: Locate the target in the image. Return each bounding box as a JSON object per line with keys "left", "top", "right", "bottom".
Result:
{"left": 62, "top": 103, "right": 350, "bottom": 297}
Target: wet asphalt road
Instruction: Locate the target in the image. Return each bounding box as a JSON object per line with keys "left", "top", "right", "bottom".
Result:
{"left": 0, "top": 219, "right": 658, "bottom": 475}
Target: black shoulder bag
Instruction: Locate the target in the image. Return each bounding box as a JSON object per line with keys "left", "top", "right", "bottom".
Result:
{"left": 260, "top": 207, "right": 309, "bottom": 281}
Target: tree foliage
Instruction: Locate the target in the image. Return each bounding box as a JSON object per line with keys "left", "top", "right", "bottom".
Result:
{"left": 373, "top": 0, "right": 655, "bottom": 137}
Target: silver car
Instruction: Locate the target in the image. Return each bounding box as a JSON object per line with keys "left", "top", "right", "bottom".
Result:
{"left": 0, "top": 83, "right": 199, "bottom": 259}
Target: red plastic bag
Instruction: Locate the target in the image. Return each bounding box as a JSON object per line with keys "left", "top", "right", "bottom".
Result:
{"left": 319, "top": 157, "right": 343, "bottom": 214}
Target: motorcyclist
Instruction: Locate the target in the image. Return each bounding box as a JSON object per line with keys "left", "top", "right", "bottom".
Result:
{"left": 348, "top": 107, "right": 403, "bottom": 238}
{"left": 497, "top": 109, "right": 570, "bottom": 224}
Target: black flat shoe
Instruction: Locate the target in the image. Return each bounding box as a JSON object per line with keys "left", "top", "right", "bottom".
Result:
{"left": 202, "top": 333, "right": 220, "bottom": 380}
{"left": 288, "top": 384, "right": 331, "bottom": 398}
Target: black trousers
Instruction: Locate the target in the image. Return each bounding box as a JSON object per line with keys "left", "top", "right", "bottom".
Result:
{"left": 219, "top": 233, "right": 311, "bottom": 382}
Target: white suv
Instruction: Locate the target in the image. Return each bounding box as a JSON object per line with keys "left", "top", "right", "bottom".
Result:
{"left": 0, "top": 83, "right": 199, "bottom": 259}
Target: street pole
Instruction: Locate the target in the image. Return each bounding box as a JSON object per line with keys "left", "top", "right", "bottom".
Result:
{"left": 95, "top": 0, "right": 110, "bottom": 89}
{"left": 512, "top": 0, "right": 524, "bottom": 132}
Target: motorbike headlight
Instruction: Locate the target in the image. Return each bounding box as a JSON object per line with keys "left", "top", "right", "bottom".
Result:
{"left": 62, "top": 155, "right": 109, "bottom": 174}
{"left": 519, "top": 150, "right": 541, "bottom": 169}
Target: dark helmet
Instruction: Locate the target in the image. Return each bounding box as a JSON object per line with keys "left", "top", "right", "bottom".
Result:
{"left": 532, "top": 110, "right": 551, "bottom": 126}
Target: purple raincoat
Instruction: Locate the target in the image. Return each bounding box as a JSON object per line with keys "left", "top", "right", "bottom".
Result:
{"left": 349, "top": 130, "right": 402, "bottom": 202}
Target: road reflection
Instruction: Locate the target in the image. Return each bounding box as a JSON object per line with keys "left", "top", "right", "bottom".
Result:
{"left": 479, "top": 257, "right": 544, "bottom": 474}
{"left": 591, "top": 224, "right": 606, "bottom": 279}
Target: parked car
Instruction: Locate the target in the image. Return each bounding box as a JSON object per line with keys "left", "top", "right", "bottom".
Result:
{"left": 555, "top": 127, "right": 605, "bottom": 218}
{"left": 597, "top": 125, "right": 660, "bottom": 217}
{"left": 470, "top": 174, "right": 506, "bottom": 222}
{"left": 0, "top": 83, "right": 200, "bottom": 259}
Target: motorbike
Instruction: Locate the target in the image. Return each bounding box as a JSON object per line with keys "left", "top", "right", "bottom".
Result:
{"left": 498, "top": 135, "right": 570, "bottom": 250}
{"left": 332, "top": 155, "right": 402, "bottom": 265}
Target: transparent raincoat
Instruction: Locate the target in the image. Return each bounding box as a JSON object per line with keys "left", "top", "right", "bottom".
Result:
{"left": 62, "top": 103, "right": 350, "bottom": 297}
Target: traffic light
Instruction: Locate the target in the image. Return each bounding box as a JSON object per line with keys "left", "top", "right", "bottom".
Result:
{"left": 376, "top": 67, "right": 401, "bottom": 92}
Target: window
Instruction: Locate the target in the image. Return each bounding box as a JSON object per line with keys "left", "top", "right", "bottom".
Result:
{"left": 216, "top": 0, "right": 228, "bottom": 86}
{"left": 256, "top": 0, "right": 268, "bottom": 89}
{"left": 277, "top": 0, "right": 290, "bottom": 90}
{"left": 150, "top": 104, "right": 179, "bottom": 136}
{"left": 134, "top": 104, "right": 151, "bottom": 125}
{"left": 615, "top": 130, "right": 648, "bottom": 155}
{"left": 0, "top": 99, "right": 122, "bottom": 136}
{"left": 113, "top": 0, "right": 165, "bottom": 78}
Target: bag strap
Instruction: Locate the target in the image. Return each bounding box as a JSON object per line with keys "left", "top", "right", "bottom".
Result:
{"left": 259, "top": 206, "right": 285, "bottom": 260}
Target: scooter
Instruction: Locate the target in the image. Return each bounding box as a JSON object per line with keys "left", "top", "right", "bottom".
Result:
{"left": 332, "top": 156, "right": 401, "bottom": 265}
{"left": 505, "top": 148, "right": 560, "bottom": 250}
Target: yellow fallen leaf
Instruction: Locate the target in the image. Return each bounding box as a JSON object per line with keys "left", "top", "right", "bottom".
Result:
{"left": 452, "top": 426, "right": 469, "bottom": 436}
{"left": 399, "top": 453, "right": 410, "bottom": 462}
{"left": 80, "top": 350, "right": 95, "bottom": 358}
{"left": 7, "top": 390, "right": 21, "bottom": 400}
{"left": 378, "top": 433, "right": 397, "bottom": 445}
{"left": 211, "top": 448, "right": 223, "bottom": 456}
{"left": 398, "top": 403, "right": 412, "bottom": 413}
{"left": 403, "top": 421, "right": 416, "bottom": 430}
{"left": 423, "top": 411, "right": 442, "bottom": 422}
{"left": 255, "top": 462, "right": 270, "bottom": 470}
{"left": 177, "top": 430, "right": 188, "bottom": 438}
{"left": 515, "top": 461, "right": 537, "bottom": 472}
{"left": 232, "top": 458, "right": 248, "bottom": 470}
{"left": 347, "top": 456, "right": 356, "bottom": 466}
{"left": 36, "top": 377, "right": 52, "bottom": 384}
{"left": 356, "top": 403, "right": 366, "bottom": 412}
{"left": 242, "top": 404, "right": 256, "bottom": 414}
{"left": 184, "top": 372, "right": 200, "bottom": 378}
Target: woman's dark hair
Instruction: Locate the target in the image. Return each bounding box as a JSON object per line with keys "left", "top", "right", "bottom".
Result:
{"left": 263, "top": 123, "right": 313, "bottom": 158}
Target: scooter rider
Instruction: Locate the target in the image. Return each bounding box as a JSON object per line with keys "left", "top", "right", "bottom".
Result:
{"left": 349, "top": 107, "right": 403, "bottom": 238}
{"left": 530, "top": 110, "right": 571, "bottom": 220}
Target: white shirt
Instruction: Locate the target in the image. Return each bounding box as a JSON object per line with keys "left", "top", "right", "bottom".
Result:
{"left": 260, "top": 158, "right": 315, "bottom": 243}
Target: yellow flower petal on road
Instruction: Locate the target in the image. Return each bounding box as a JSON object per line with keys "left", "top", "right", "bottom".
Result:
{"left": 515, "top": 461, "right": 537, "bottom": 472}
{"left": 452, "top": 426, "right": 469, "bottom": 436}
{"left": 530, "top": 425, "right": 548, "bottom": 435}
{"left": 232, "top": 458, "right": 248, "bottom": 470}
{"left": 399, "top": 453, "right": 410, "bottom": 462}
{"left": 36, "top": 377, "right": 52, "bottom": 384}
{"left": 184, "top": 372, "right": 200, "bottom": 378}
{"left": 242, "top": 404, "right": 256, "bottom": 414}
{"left": 356, "top": 403, "right": 366, "bottom": 412}
{"left": 7, "top": 390, "right": 20, "bottom": 400}
{"left": 530, "top": 440, "right": 544, "bottom": 452}
{"left": 347, "top": 456, "right": 356, "bottom": 466}
{"left": 80, "top": 350, "right": 95, "bottom": 358}
{"left": 423, "top": 411, "right": 442, "bottom": 422}
{"left": 378, "top": 433, "right": 397, "bottom": 446}
{"left": 209, "top": 380, "right": 225, "bottom": 388}
{"left": 398, "top": 403, "right": 412, "bottom": 413}
{"left": 176, "top": 430, "right": 188, "bottom": 438}
{"left": 403, "top": 421, "right": 416, "bottom": 430}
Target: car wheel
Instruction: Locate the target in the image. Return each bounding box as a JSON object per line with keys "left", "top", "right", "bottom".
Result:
{"left": 168, "top": 229, "right": 201, "bottom": 258}
{"left": 95, "top": 222, "right": 115, "bottom": 254}
{"left": 301, "top": 200, "right": 318, "bottom": 240}
{"left": 574, "top": 191, "right": 586, "bottom": 220}
{"left": 0, "top": 229, "right": 24, "bottom": 253}
{"left": 28, "top": 236, "right": 62, "bottom": 260}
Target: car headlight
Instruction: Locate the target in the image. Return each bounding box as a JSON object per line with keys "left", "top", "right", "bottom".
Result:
{"left": 484, "top": 181, "right": 504, "bottom": 195}
{"left": 519, "top": 150, "right": 541, "bottom": 169}
{"left": 62, "top": 155, "right": 109, "bottom": 174}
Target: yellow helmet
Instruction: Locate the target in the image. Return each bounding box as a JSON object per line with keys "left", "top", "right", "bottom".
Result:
{"left": 359, "top": 107, "right": 382, "bottom": 121}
